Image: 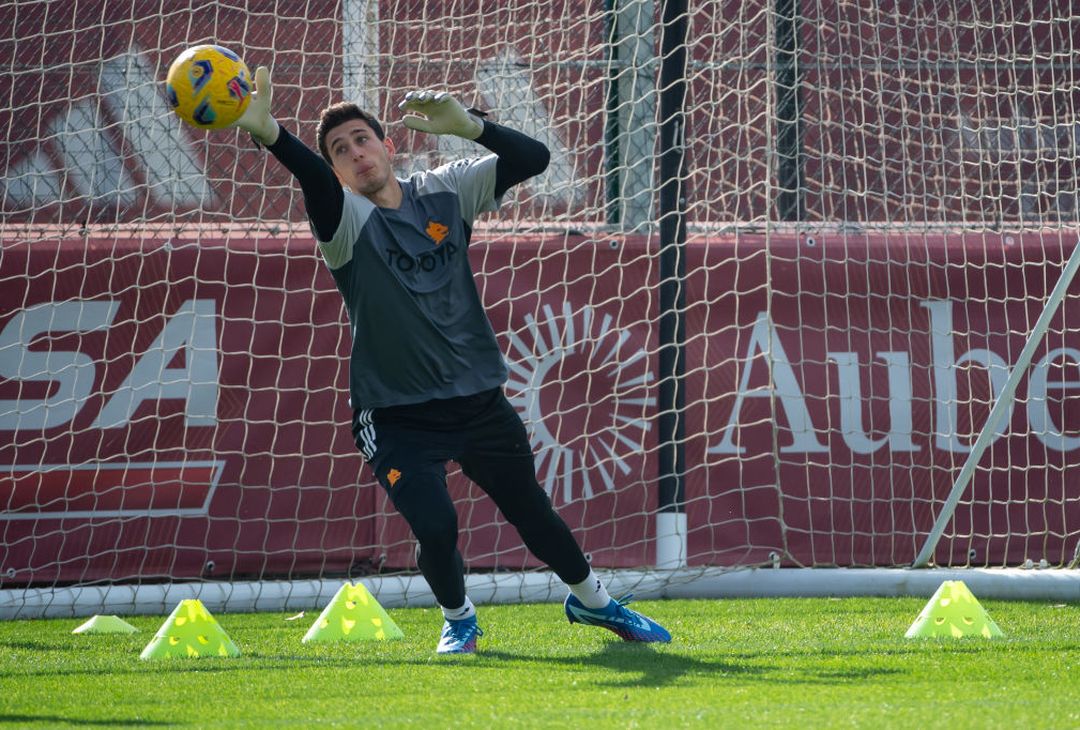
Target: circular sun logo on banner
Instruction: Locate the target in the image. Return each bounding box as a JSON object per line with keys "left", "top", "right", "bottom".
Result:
{"left": 503, "top": 302, "right": 655, "bottom": 504}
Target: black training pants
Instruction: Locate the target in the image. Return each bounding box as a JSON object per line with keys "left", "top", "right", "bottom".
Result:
{"left": 351, "top": 387, "right": 590, "bottom": 609}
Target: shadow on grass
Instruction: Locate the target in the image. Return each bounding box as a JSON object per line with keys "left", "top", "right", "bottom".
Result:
{"left": 478, "top": 643, "right": 748, "bottom": 688}
{"left": 477, "top": 641, "right": 909, "bottom": 688}
{"left": 0, "top": 714, "right": 175, "bottom": 727}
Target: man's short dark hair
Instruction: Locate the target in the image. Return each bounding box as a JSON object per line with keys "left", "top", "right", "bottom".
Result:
{"left": 316, "top": 102, "right": 385, "bottom": 163}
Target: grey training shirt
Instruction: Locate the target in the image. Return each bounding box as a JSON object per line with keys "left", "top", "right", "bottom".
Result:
{"left": 316, "top": 154, "right": 507, "bottom": 410}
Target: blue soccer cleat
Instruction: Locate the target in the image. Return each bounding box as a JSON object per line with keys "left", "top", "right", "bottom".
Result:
{"left": 436, "top": 615, "right": 483, "bottom": 654}
{"left": 564, "top": 594, "right": 671, "bottom": 643}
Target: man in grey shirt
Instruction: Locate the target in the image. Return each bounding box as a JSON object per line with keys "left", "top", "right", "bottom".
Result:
{"left": 233, "top": 67, "right": 670, "bottom": 654}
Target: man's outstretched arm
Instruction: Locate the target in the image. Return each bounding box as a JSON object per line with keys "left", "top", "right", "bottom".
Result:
{"left": 475, "top": 121, "right": 550, "bottom": 199}
{"left": 398, "top": 91, "right": 549, "bottom": 198}
{"left": 234, "top": 67, "right": 343, "bottom": 242}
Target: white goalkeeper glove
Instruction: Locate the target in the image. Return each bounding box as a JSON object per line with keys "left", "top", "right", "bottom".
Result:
{"left": 398, "top": 90, "right": 484, "bottom": 140}
{"left": 233, "top": 65, "right": 280, "bottom": 146}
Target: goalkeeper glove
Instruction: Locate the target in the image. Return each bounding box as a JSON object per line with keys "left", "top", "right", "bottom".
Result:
{"left": 398, "top": 90, "right": 484, "bottom": 140}
{"left": 233, "top": 66, "right": 280, "bottom": 146}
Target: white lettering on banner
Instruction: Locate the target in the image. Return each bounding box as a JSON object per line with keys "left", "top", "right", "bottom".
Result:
{"left": 1027, "top": 347, "right": 1080, "bottom": 452}
{"left": 709, "top": 301, "right": 1080, "bottom": 455}
{"left": 1, "top": 47, "right": 208, "bottom": 210}
{"left": 98, "top": 49, "right": 210, "bottom": 207}
{"left": 921, "top": 300, "right": 1012, "bottom": 452}
{"left": 827, "top": 351, "right": 920, "bottom": 454}
{"left": 0, "top": 299, "right": 219, "bottom": 432}
{"left": 92, "top": 299, "right": 219, "bottom": 429}
{"left": 710, "top": 311, "right": 829, "bottom": 454}
{"left": 0, "top": 301, "right": 121, "bottom": 430}
{"left": 50, "top": 100, "right": 138, "bottom": 208}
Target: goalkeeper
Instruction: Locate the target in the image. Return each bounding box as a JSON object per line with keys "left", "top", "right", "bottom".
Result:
{"left": 233, "top": 67, "right": 670, "bottom": 654}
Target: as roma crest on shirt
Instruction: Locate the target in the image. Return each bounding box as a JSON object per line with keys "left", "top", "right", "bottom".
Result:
{"left": 426, "top": 220, "right": 449, "bottom": 245}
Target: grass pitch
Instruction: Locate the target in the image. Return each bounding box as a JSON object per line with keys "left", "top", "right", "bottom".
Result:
{"left": 1, "top": 596, "right": 1078, "bottom": 728}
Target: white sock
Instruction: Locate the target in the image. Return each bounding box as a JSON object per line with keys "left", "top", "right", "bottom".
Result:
{"left": 441, "top": 597, "right": 476, "bottom": 622}
{"left": 569, "top": 570, "right": 612, "bottom": 609}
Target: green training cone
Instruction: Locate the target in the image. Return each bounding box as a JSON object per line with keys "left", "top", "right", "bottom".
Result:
{"left": 302, "top": 581, "right": 404, "bottom": 644}
{"left": 139, "top": 599, "right": 241, "bottom": 659}
{"left": 905, "top": 580, "right": 1005, "bottom": 639}
{"left": 72, "top": 615, "right": 139, "bottom": 635}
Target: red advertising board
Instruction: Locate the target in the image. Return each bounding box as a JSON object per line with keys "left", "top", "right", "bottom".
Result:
{"left": 2, "top": 230, "right": 1079, "bottom": 586}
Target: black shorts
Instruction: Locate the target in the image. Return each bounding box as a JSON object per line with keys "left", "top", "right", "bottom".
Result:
{"left": 350, "top": 386, "right": 590, "bottom": 585}
{"left": 350, "top": 387, "right": 535, "bottom": 494}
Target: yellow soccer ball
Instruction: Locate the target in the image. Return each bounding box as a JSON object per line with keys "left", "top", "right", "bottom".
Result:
{"left": 165, "top": 45, "right": 252, "bottom": 129}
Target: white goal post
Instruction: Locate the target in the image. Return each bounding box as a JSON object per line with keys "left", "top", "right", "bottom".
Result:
{"left": 912, "top": 239, "right": 1080, "bottom": 568}
{"left": 2, "top": 0, "right": 1080, "bottom": 620}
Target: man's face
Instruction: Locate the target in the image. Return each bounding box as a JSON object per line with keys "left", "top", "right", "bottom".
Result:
{"left": 325, "top": 118, "right": 396, "bottom": 196}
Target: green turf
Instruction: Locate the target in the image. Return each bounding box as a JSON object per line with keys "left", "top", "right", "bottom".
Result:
{"left": 1, "top": 597, "right": 1078, "bottom": 728}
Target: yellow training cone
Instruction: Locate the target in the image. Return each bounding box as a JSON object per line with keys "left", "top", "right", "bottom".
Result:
{"left": 905, "top": 580, "right": 1005, "bottom": 639}
{"left": 302, "top": 581, "right": 404, "bottom": 644}
{"left": 139, "top": 599, "right": 241, "bottom": 659}
{"left": 72, "top": 615, "right": 139, "bottom": 635}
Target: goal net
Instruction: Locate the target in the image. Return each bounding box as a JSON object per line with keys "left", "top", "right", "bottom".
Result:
{"left": 2, "top": 0, "right": 1079, "bottom": 618}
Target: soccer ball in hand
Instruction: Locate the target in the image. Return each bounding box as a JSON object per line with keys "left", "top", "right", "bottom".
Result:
{"left": 165, "top": 45, "right": 252, "bottom": 129}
